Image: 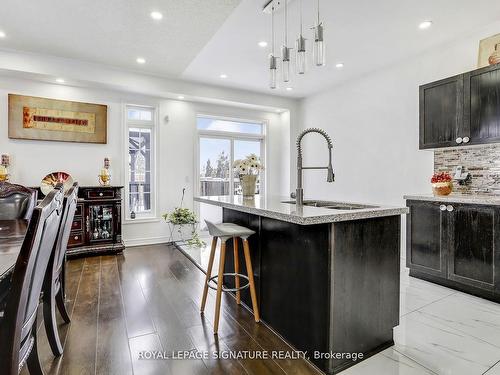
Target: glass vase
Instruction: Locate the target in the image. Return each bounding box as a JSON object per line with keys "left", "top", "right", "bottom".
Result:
{"left": 240, "top": 175, "right": 257, "bottom": 197}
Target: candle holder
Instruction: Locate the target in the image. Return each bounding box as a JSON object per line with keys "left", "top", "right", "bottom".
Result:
{"left": 0, "top": 154, "right": 10, "bottom": 182}
{"left": 98, "top": 157, "right": 111, "bottom": 186}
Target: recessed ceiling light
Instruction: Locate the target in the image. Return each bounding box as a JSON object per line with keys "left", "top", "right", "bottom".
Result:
{"left": 177, "top": 95, "right": 185, "bottom": 100}
{"left": 258, "top": 41, "right": 268, "bottom": 48}
{"left": 0, "top": 31, "right": 6, "bottom": 38}
{"left": 335, "top": 62, "right": 344, "bottom": 68}
{"left": 56, "top": 78, "right": 65, "bottom": 84}
{"left": 286, "top": 87, "right": 293, "bottom": 91}
{"left": 219, "top": 74, "right": 228, "bottom": 79}
{"left": 419, "top": 20, "right": 433, "bottom": 30}
{"left": 136, "top": 57, "right": 146, "bottom": 64}
{"left": 150, "top": 11, "right": 163, "bottom": 20}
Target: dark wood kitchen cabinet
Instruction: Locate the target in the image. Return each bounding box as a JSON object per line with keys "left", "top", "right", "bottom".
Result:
{"left": 448, "top": 204, "right": 500, "bottom": 292}
{"left": 465, "top": 66, "right": 500, "bottom": 145}
{"left": 407, "top": 200, "right": 500, "bottom": 301}
{"left": 406, "top": 201, "right": 448, "bottom": 278}
{"left": 419, "top": 63, "right": 500, "bottom": 149}
{"left": 419, "top": 75, "right": 464, "bottom": 149}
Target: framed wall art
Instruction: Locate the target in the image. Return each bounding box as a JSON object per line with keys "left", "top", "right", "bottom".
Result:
{"left": 478, "top": 33, "right": 500, "bottom": 68}
{"left": 8, "top": 94, "right": 107, "bottom": 144}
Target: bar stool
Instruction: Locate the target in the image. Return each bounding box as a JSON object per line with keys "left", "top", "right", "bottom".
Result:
{"left": 201, "top": 220, "right": 260, "bottom": 334}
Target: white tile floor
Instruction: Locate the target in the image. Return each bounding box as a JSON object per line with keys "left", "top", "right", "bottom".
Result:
{"left": 177, "top": 241, "right": 500, "bottom": 375}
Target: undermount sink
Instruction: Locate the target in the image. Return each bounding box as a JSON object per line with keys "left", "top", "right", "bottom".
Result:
{"left": 282, "top": 200, "right": 377, "bottom": 210}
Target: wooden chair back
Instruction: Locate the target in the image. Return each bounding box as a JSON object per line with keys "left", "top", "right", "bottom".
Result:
{"left": 0, "top": 184, "right": 63, "bottom": 374}
{"left": 0, "top": 182, "right": 38, "bottom": 221}
{"left": 52, "top": 182, "right": 79, "bottom": 283}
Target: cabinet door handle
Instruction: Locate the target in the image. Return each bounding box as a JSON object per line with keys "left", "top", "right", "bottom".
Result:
{"left": 446, "top": 205, "right": 454, "bottom": 212}
{"left": 439, "top": 205, "right": 447, "bottom": 211}
{"left": 462, "top": 136, "right": 470, "bottom": 144}
{"left": 455, "top": 137, "right": 463, "bottom": 144}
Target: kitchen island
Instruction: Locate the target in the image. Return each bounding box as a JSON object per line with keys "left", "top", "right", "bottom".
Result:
{"left": 195, "top": 195, "right": 408, "bottom": 374}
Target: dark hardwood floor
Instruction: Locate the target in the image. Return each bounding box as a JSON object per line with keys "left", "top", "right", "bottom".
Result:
{"left": 21, "top": 244, "right": 322, "bottom": 375}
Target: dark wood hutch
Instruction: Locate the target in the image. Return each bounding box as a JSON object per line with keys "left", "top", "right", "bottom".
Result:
{"left": 36, "top": 186, "right": 124, "bottom": 257}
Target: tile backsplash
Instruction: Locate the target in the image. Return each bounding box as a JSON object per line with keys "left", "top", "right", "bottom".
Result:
{"left": 434, "top": 144, "right": 500, "bottom": 195}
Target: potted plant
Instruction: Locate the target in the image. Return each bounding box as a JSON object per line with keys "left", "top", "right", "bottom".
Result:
{"left": 233, "top": 154, "right": 264, "bottom": 197}
{"left": 162, "top": 188, "right": 206, "bottom": 248}
{"left": 431, "top": 172, "right": 453, "bottom": 196}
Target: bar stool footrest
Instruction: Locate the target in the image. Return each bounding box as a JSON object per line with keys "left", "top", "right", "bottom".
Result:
{"left": 208, "top": 273, "right": 250, "bottom": 292}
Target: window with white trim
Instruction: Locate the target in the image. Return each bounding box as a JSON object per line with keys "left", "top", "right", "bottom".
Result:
{"left": 196, "top": 115, "right": 266, "bottom": 230}
{"left": 196, "top": 115, "right": 266, "bottom": 197}
{"left": 126, "top": 105, "right": 156, "bottom": 220}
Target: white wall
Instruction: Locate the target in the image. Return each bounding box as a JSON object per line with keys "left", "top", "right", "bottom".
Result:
{"left": 0, "top": 76, "right": 291, "bottom": 246}
{"left": 297, "top": 20, "right": 500, "bottom": 208}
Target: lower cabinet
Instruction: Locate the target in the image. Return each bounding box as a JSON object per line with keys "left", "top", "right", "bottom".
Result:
{"left": 407, "top": 200, "right": 500, "bottom": 301}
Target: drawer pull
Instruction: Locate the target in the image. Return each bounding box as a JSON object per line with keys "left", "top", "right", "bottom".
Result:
{"left": 74, "top": 236, "right": 79, "bottom": 240}
{"left": 446, "top": 205, "right": 454, "bottom": 212}
{"left": 455, "top": 137, "right": 463, "bottom": 144}
{"left": 462, "top": 136, "right": 470, "bottom": 144}
{"left": 439, "top": 205, "right": 447, "bottom": 211}
{"left": 99, "top": 192, "right": 103, "bottom": 197}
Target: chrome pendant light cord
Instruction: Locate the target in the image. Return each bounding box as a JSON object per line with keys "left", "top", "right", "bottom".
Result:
{"left": 300, "top": 0, "right": 303, "bottom": 33}
{"left": 271, "top": 5, "right": 275, "bottom": 55}
{"left": 317, "top": 0, "right": 320, "bottom": 24}
{"left": 284, "top": 0, "right": 288, "bottom": 45}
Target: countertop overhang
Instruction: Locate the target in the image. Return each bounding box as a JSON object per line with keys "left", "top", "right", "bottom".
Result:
{"left": 195, "top": 195, "right": 408, "bottom": 225}
{"left": 404, "top": 193, "right": 500, "bottom": 206}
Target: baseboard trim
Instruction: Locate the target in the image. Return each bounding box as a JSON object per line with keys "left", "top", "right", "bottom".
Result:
{"left": 123, "top": 236, "right": 170, "bottom": 247}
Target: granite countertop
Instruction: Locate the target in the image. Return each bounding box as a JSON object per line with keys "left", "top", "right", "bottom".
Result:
{"left": 404, "top": 193, "right": 500, "bottom": 206}
{"left": 195, "top": 195, "right": 408, "bottom": 225}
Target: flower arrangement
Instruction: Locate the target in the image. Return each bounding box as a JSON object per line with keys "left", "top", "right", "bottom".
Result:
{"left": 233, "top": 154, "right": 264, "bottom": 175}
{"left": 431, "top": 172, "right": 452, "bottom": 183}
{"left": 233, "top": 154, "right": 264, "bottom": 197}
{"left": 162, "top": 188, "right": 206, "bottom": 248}
{"left": 431, "top": 172, "right": 453, "bottom": 196}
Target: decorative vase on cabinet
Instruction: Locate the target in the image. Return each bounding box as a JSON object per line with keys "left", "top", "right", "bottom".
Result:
{"left": 489, "top": 43, "right": 500, "bottom": 65}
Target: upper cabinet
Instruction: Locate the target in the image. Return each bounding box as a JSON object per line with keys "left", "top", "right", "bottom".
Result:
{"left": 465, "top": 67, "right": 500, "bottom": 145}
{"left": 419, "top": 63, "right": 500, "bottom": 149}
{"left": 419, "top": 75, "right": 465, "bottom": 149}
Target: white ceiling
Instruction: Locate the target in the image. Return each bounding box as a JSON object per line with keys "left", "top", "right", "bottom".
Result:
{"left": 1, "top": 0, "right": 500, "bottom": 98}
{"left": 0, "top": 0, "right": 240, "bottom": 77}
{"left": 183, "top": 0, "right": 500, "bottom": 97}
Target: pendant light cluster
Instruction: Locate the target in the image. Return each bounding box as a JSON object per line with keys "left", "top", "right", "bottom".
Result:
{"left": 268, "top": 0, "right": 325, "bottom": 90}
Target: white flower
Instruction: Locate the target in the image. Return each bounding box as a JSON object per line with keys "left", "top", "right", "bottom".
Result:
{"left": 233, "top": 159, "right": 242, "bottom": 168}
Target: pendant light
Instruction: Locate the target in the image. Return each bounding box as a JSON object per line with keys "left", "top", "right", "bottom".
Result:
{"left": 281, "top": 0, "right": 292, "bottom": 82}
{"left": 296, "top": 0, "right": 306, "bottom": 74}
{"left": 269, "top": 4, "right": 278, "bottom": 89}
{"left": 313, "top": 0, "right": 325, "bottom": 66}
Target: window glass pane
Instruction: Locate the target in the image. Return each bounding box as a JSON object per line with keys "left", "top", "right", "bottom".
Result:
{"left": 129, "top": 193, "right": 151, "bottom": 213}
{"left": 128, "top": 108, "right": 152, "bottom": 121}
{"left": 197, "top": 117, "right": 262, "bottom": 134}
{"left": 199, "top": 138, "right": 231, "bottom": 196}
{"left": 129, "top": 127, "right": 152, "bottom": 216}
{"left": 234, "top": 140, "right": 262, "bottom": 196}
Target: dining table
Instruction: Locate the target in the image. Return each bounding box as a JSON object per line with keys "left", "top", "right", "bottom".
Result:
{"left": 0, "top": 220, "right": 28, "bottom": 296}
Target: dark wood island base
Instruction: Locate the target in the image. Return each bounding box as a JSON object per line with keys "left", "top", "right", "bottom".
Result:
{"left": 221, "top": 208, "right": 401, "bottom": 374}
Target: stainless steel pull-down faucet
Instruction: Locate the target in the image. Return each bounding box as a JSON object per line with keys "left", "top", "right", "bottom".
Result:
{"left": 295, "top": 128, "right": 335, "bottom": 206}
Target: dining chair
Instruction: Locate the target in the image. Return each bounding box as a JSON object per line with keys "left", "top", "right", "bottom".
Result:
{"left": 43, "top": 182, "right": 78, "bottom": 356}
{"left": 0, "top": 182, "right": 38, "bottom": 221}
{"left": 0, "top": 184, "right": 64, "bottom": 375}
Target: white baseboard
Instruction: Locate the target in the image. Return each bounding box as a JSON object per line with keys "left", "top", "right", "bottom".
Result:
{"left": 123, "top": 236, "right": 171, "bottom": 248}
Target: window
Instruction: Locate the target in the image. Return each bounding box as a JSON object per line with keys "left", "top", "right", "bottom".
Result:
{"left": 197, "top": 117, "right": 263, "bottom": 135}
{"left": 126, "top": 106, "right": 156, "bottom": 220}
{"left": 197, "top": 116, "right": 266, "bottom": 230}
